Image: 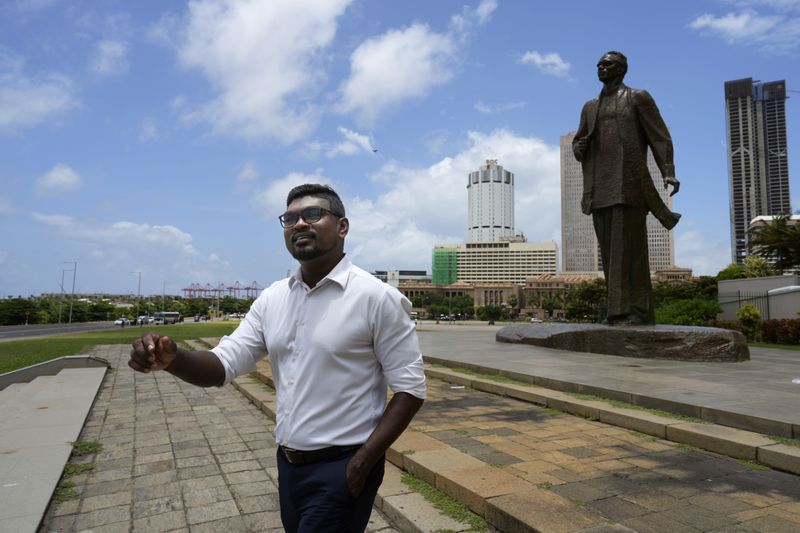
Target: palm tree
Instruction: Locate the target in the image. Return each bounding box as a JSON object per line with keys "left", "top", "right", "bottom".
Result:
{"left": 748, "top": 215, "right": 800, "bottom": 273}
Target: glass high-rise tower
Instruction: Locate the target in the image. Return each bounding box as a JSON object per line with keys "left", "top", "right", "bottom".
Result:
{"left": 467, "top": 160, "right": 514, "bottom": 242}
{"left": 725, "top": 78, "right": 791, "bottom": 264}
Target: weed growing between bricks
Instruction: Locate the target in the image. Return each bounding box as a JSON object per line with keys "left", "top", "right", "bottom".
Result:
{"left": 53, "top": 440, "right": 103, "bottom": 502}
{"left": 69, "top": 440, "right": 102, "bottom": 456}
{"left": 401, "top": 472, "right": 486, "bottom": 532}
{"left": 771, "top": 435, "right": 800, "bottom": 448}
{"left": 738, "top": 459, "right": 771, "bottom": 471}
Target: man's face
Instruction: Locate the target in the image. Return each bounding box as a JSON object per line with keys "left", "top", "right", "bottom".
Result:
{"left": 597, "top": 55, "right": 624, "bottom": 83}
{"left": 282, "top": 195, "right": 347, "bottom": 262}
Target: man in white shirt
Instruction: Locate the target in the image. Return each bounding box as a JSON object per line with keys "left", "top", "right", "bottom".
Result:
{"left": 128, "top": 184, "right": 426, "bottom": 532}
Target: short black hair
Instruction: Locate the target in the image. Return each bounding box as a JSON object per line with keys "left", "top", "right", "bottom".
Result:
{"left": 286, "top": 183, "right": 345, "bottom": 217}
{"left": 602, "top": 50, "right": 628, "bottom": 76}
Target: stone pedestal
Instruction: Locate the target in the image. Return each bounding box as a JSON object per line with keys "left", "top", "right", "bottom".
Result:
{"left": 496, "top": 323, "right": 749, "bottom": 362}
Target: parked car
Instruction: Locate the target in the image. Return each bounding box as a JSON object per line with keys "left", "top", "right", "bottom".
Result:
{"left": 530, "top": 317, "right": 541, "bottom": 323}
{"left": 114, "top": 317, "right": 129, "bottom": 327}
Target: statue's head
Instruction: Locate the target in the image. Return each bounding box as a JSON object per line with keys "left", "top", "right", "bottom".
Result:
{"left": 597, "top": 51, "right": 627, "bottom": 82}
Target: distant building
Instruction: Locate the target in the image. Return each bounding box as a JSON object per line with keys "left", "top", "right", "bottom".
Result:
{"left": 652, "top": 266, "right": 693, "bottom": 284}
{"left": 467, "top": 159, "right": 515, "bottom": 242}
{"left": 432, "top": 240, "right": 557, "bottom": 285}
{"left": 560, "top": 131, "right": 676, "bottom": 273}
{"left": 372, "top": 270, "right": 430, "bottom": 288}
{"left": 724, "top": 78, "right": 791, "bottom": 264}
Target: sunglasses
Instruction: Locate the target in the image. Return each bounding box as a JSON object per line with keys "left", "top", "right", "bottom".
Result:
{"left": 278, "top": 207, "right": 342, "bottom": 228}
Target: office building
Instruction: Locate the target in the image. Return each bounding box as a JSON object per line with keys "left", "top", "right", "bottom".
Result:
{"left": 560, "top": 131, "right": 675, "bottom": 273}
{"left": 432, "top": 240, "right": 557, "bottom": 285}
{"left": 467, "top": 159, "right": 514, "bottom": 242}
{"left": 725, "top": 78, "right": 791, "bottom": 264}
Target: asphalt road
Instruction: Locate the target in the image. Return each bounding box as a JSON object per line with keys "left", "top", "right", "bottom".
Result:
{"left": 0, "top": 322, "right": 119, "bottom": 341}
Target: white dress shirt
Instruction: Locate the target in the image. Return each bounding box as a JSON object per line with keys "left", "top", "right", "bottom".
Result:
{"left": 211, "top": 256, "right": 427, "bottom": 450}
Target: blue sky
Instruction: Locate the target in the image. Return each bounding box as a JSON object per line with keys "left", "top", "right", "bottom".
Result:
{"left": 1, "top": 0, "right": 798, "bottom": 297}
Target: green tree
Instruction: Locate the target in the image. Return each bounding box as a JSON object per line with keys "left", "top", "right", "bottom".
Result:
{"left": 716, "top": 263, "right": 747, "bottom": 281}
{"left": 742, "top": 256, "right": 777, "bottom": 278}
{"left": 565, "top": 280, "right": 606, "bottom": 322}
{"left": 748, "top": 214, "right": 800, "bottom": 272}
{"left": 476, "top": 305, "right": 507, "bottom": 321}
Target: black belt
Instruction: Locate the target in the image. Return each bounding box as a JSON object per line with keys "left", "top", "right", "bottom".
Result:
{"left": 279, "top": 444, "right": 361, "bottom": 466}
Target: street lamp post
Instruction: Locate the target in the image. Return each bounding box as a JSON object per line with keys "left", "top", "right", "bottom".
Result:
{"left": 131, "top": 271, "right": 141, "bottom": 326}
{"left": 64, "top": 261, "right": 77, "bottom": 324}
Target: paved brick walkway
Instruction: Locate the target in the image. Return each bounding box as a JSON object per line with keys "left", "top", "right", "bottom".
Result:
{"left": 39, "top": 344, "right": 398, "bottom": 533}
{"left": 409, "top": 376, "right": 800, "bottom": 532}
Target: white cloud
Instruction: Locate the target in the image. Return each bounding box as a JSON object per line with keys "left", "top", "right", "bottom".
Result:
{"left": 690, "top": 10, "right": 782, "bottom": 40}
{"left": 31, "top": 212, "right": 74, "bottom": 226}
{"left": 675, "top": 228, "right": 731, "bottom": 276}
{"left": 305, "top": 127, "right": 374, "bottom": 158}
{"left": 175, "top": 0, "right": 352, "bottom": 143}
{"left": 519, "top": 51, "right": 571, "bottom": 77}
{"left": 338, "top": 24, "right": 456, "bottom": 124}
{"left": 338, "top": 1, "right": 495, "bottom": 124}
{"left": 689, "top": 7, "right": 800, "bottom": 52}
{"left": 90, "top": 40, "right": 129, "bottom": 77}
{"left": 237, "top": 161, "right": 258, "bottom": 184}
{"left": 474, "top": 101, "right": 527, "bottom": 114}
{"left": 35, "top": 164, "right": 83, "bottom": 196}
{"left": 342, "top": 129, "right": 560, "bottom": 271}
{"left": 253, "top": 170, "right": 332, "bottom": 216}
{"left": 0, "top": 52, "right": 77, "bottom": 132}
{"left": 139, "top": 117, "right": 158, "bottom": 142}
{"left": 29, "top": 213, "right": 231, "bottom": 284}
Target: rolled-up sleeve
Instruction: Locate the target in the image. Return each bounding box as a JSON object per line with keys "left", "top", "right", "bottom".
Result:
{"left": 373, "top": 290, "right": 427, "bottom": 399}
{"left": 211, "top": 295, "right": 269, "bottom": 385}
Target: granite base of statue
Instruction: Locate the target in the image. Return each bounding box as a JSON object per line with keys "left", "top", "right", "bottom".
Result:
{"left": 496, "top": 323, "right": 749, "bottom": 362}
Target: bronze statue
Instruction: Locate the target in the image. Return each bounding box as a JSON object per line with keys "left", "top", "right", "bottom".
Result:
{"left": 572, "top": 51, "right": 680, "bottom": 325}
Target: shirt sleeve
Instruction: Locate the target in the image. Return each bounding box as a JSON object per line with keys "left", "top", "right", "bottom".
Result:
{"left": 372, "top": 289, "right": 427, "bottom": 399}
{"left": 211, "top": 292, "right": 269, "bottom": 385}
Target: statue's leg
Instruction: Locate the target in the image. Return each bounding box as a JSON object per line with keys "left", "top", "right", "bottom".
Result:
{"left": 593, "top": 207, "right": 625, "bottom": 323}
{"left": 624, "top": 206, "right": 655, "bottom": 325}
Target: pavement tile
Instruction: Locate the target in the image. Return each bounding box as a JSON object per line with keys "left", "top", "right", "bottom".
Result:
{"left": 183, "top": 485, "right": 234, "bottom": 507}
{"left": 586, "top": 496, "right": 650, "bottom": 521}
{"left": 238, "top": 493, "right": 280, "bottom": 514}
{"left": 435, "top": 464, "right": 530, "bottom": 515}
{"left": 133, "top": 458, "right": 175, "bottom": 476}
{"left": 132, "top": 509, "right": 187, "bottom": 532}
{"left": 738, "top": 515, "right": 800, "bottom": 533}
{"left": 486, "top": 487, "right": 604, "bottom": 533}
{"left": 178, "top": 463, "right": 222, "bottom": 480}
{"left": 80, "top": 491, "right": 132, "bottom": 513}
{"left": 131, "top": 494, "right": 183, "bottom": 519}
{"left": 186, "top": 499, "right": 241, "bottom": 525}
{"left": 241, "top": 511, "right": 284, "bottom": 532}
{"left": 229, "top": 481, "right": 277, "bottom": 499}
{"left": 224, "top": 469, "right": 270, "bottom": 484}
{"left": 73, "top": 504, "right": 131, "bottom": 530}
{"left": 220, "top": 459, "right": 263, "bottom": 474}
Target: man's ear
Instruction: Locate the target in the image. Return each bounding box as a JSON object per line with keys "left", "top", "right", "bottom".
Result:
{"left": 338, "top": 217, "right": 349, "bottom": 238}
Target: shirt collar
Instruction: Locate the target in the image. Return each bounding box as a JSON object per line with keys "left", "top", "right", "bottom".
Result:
{"left": 288, "top": 255, "right": 352, "bottom": 291}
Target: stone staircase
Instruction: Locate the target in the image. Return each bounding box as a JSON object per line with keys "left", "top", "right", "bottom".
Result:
{"left": 0, "top": 358, "right": 108, "bottom": 533}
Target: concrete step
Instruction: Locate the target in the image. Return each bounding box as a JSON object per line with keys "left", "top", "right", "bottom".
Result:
{"left": 0, "top": 366, "right": 107, "bottom": 533}
{"left": 0, "top": 382, "right": 28, "bottom": 407}
{"left": 0, "top": 375, "right": 56, "bottom": 414}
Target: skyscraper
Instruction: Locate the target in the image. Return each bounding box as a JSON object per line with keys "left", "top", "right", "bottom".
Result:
{"left": 467, "top": 160, "right": 514, "bottom": 242}
{"left": 725, "top": 78, "right": 791, "bottom": 264}
{"left": 560, "top": 132, "right": 675, "bottom": 273}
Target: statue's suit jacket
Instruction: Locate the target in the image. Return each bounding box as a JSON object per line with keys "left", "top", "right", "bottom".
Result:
{"left": 572, "top": 84, "right": 675, "bottom": 223}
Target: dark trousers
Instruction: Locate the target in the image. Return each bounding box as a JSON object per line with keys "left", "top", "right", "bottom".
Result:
{"left": 593, "top": 205, "right": 654, "bottom": 324}
{"left": 277, "top": 447, "right": 385, "bottom": 533}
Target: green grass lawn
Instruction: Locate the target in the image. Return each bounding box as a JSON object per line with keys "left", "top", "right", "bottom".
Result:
{"left": 0, "top": 322, "right": 238, "bottom": 374}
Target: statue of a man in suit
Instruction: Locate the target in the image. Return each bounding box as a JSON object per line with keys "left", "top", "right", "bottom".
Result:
{"left": 573, "top": 51, "right": 680, "bottom": 325}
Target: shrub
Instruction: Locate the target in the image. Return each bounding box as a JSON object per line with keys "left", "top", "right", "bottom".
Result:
{"left": 760, "top": 319, "right": 800, "bottom": 345}
{"left": 655, "top": 299, "right": 721, "bottom": 326}
{"left": 737, "top": 304, "right": 762, "bottom": 341}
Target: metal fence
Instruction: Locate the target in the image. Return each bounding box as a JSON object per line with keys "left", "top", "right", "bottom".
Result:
{"left": 718, "top": 291, "right": 770, "bottom": 319}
